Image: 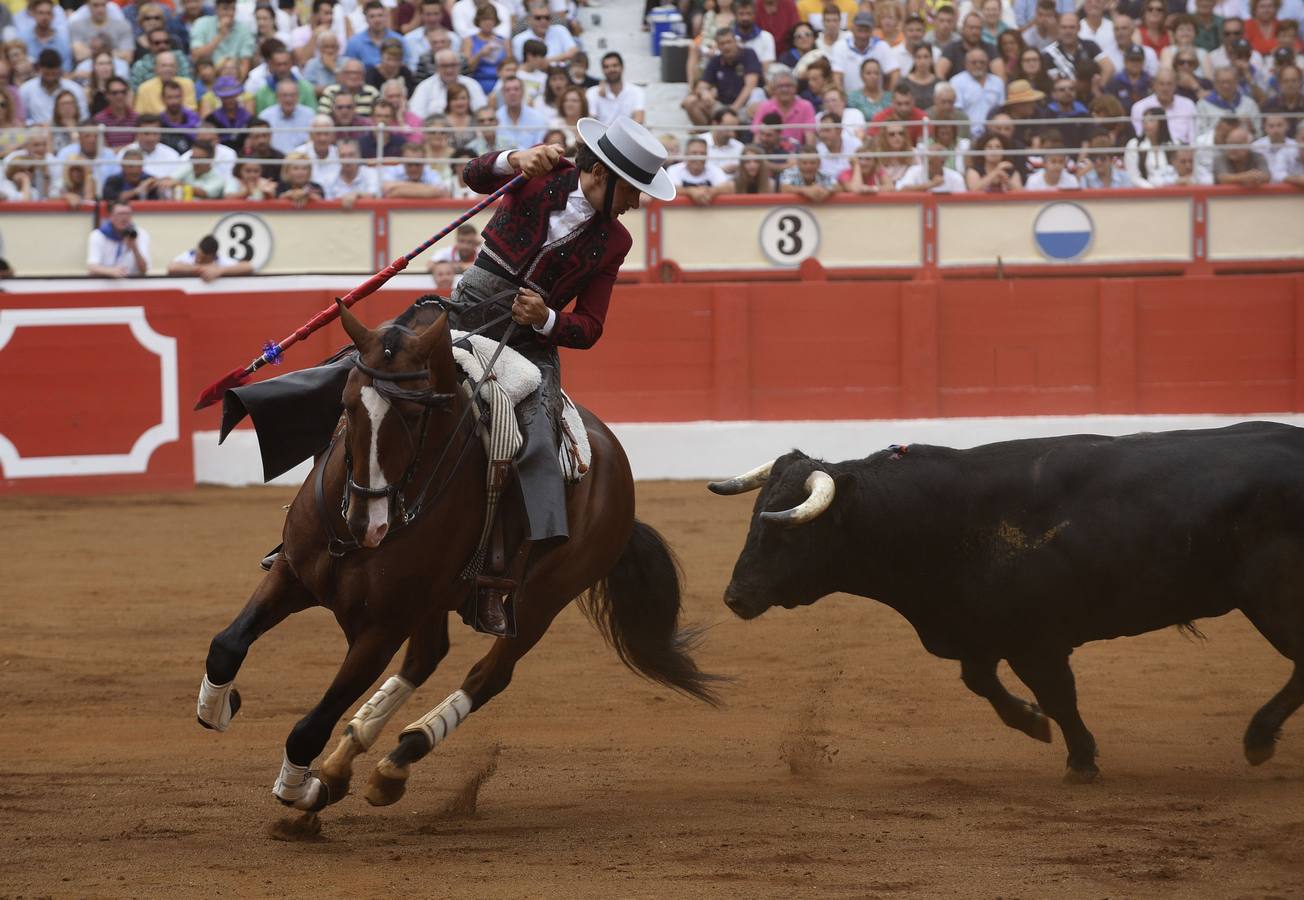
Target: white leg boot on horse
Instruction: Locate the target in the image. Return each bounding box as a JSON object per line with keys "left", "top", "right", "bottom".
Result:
{"left": 319, "top": 612, "right": 452, "bottom": 800}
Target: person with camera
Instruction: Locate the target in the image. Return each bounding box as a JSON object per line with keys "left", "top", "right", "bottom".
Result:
{"left": 87, "top": 202, "right": 151, "bottom": 278}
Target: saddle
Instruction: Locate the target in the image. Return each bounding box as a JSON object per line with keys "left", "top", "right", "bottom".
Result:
{"left": 450, "top": 332, "right": 590, "bottom": 637}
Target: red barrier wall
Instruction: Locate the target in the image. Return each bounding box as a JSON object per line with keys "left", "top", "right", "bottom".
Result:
{"left": 2, "top": 273, "right": 1303, "bottom": 493}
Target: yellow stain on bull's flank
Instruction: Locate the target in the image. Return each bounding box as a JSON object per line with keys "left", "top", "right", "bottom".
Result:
{"left": 996, "top": 520, "right": 1070, "bottom": 554}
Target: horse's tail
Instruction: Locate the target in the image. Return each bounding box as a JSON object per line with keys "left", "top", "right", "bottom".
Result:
{"left": 579, "top": 519, "right": 724, "bottom": 706}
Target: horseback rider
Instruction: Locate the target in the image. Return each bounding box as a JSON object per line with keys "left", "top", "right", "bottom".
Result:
{"left": 237, "top": 115, "right": 675, "bottom": 634}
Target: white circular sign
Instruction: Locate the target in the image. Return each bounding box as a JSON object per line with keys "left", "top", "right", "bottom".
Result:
{"left": 213, "top": 212, "right": 274, "bottom": 271}
{"left": 759, "top": 206, "right": 820, "bottom": 266}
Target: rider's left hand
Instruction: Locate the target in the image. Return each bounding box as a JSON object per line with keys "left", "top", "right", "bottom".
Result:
{"left": 512, "top": 288, "right": 549, "bottom": 327}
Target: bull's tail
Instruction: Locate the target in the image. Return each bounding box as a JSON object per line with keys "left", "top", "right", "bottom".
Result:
{"left": 579, "top": 520, "right": 724, "bottom": 706}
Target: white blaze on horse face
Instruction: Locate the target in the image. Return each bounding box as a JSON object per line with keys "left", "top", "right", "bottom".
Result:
{"left": 360, "top": 385, "right": 392, "bottom": 547}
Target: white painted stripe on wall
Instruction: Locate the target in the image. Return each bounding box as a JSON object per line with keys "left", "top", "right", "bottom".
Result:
{"left": 195, "top": 413, "right": 1304, "bottom": 485}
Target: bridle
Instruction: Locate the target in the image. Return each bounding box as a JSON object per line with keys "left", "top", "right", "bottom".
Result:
{"left": 316, "top": 292, "right": 519, "bottom": 558}
{"left": 340, "top": 347, "right": 456, "bottom": 528}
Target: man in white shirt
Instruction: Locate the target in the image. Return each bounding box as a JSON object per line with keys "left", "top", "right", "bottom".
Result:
{"left": 323, "top": 137, "right": 381, "bottom": 202}
{"left": 831, "top": 12, "right": 899, "bottom": 94}
{"left": 1103, "top": 15, "right": 1158, "bottom": 77}
{"left": 666, "top": 136, "right": 731, "bottom": 204}
{"left": 430, "top": 223, "right": 481, "bottom": 272}
{"left": 704, "top": 108, "right": 746, "bottom": 172}
{"left": 292, "top": 115, "right": 341, "bottom": 185}
{"left": 896, "top": 142, "right": 968, "bottom": 192}
{"left": 168, "top": 234, "right": 254, "bottom": 281}
{"left": 119, "top": 115, "right": 182, "bottom": 177}
{"left": 381, "top": 141, "right": 448, "bottom": 196}
{"left": 451, "top": 0, "right": 511, "bottom": 39}
{"left": 19, "top": 49, "right": 89, "bottom": 124}
{"left": 1077, "top": 0, "right": 1117, "bottom": 55}
{"left": 585, "top": 52, "right": 645, "bottom": 125}
{"left": 814, "top": 111, "right": 854, "bottom": 180}
{"left": 3, "top": 127, "right": 60, "bottom": 199}
{"left": 1253, "top": 114, "right": 1300, "bottom": 182}
{"left": 1130, "top": 68, "right": 1198, "bottom": 143}
{"left": 261, "top": 79, "right": 317, "bottom": 153}
{"left": 511, "top": 1, "right": 576, "bottom": 62}
{"left": 950, "top": 47, "right": 1007, "bottom": 133}
{"left": 496, "top": 76, "right": 549, "bottom": 145}
{"left": 734, "top": 0, "right": 776, "bottom": 64}
{"left": 180, "top": 125, "right": 237, "bottom": 180}
{"left": 56, "top": 125, "right": 119, "bottom": 193}
{"left": 410, "top": 50, "right": 488, "bottom": 116}
{"left": 87, "top": 202, "right": 150, "bottom": 278}
{"left": 403, "top": 0, "right": 447, "bottom": 68}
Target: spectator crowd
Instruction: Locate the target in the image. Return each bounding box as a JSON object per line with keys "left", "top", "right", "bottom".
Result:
{"left": 666, "top": 0, "right": 1304, "bottom": 195}
{"left": 0, "top": 0, "right": 1299, "bottom": 235}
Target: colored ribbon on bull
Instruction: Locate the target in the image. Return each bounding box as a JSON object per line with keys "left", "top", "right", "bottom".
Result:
{"left": 193, "top": 173, "right": 528, "bottom": 411}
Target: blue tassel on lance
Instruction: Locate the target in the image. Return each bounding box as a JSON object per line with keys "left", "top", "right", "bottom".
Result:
{"left": 263, "top": 341, "right": 284, "bottom": 365}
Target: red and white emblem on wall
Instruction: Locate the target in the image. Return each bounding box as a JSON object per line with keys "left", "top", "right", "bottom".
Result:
{"left": 0, "top": 306, "right": 191, "bottom": 493}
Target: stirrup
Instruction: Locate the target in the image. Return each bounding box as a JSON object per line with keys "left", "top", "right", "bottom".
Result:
{"left": 466, "top": 575, "right": 518, "bottom": 638}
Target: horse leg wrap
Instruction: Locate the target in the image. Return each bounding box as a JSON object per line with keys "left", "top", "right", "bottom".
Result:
{"left": 346, "top": 675, "right": 415, "bottom": 751}
{"left": 399, "top": 689, "right": 473, "bottom": 751}
{"left": 196, "top": 675, "right": 236, "bottom": 732}
{"left": 272, "top": 751, "right": 325, "bottom": 811}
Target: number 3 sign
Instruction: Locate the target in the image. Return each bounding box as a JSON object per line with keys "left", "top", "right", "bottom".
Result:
{"left": 759, "top": 207, "right": 820, "bottom": 266}
{"left": 213, "top": 212, "right": 274, "bottom": 271}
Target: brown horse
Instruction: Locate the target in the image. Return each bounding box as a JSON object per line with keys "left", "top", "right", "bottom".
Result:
{"left": 196, "top": 299, "right": 719, "bottom": 816}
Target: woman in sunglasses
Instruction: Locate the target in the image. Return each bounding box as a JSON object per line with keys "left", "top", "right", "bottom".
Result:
{"left": 1139, "top": 1, "right": 1171, "bottom": 52}
{"left": 1172, "top": 51, "right": 1213, "bottom": 100}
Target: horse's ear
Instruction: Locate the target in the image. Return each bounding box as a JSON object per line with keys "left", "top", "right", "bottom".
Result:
{"left": 413, "top": 310, "right": 450, "bottom": 362}
{"left": 336, "top": 299, "right": 371, "bottom": 349}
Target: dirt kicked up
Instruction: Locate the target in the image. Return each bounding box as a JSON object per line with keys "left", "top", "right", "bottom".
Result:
{"left": 2, "top": 484, "right": 1302, "bottom": 898}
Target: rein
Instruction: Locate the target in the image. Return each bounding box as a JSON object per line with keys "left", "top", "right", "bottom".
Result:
{"left": 314, "top": 289, "right": 521, "bottom": 559}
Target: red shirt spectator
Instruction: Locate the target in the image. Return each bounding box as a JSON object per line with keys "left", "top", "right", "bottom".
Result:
{"left": 1244, "top": 0, "right": 1284, "bottom": 56}
{"left": 755, "top": 0, "right": 801, "bottom": 57}
{"left": 91, "top": 76, "right": 138, "bottom": 148}
{"left": 869, "top": 86, "right": 929, "bottom": 143}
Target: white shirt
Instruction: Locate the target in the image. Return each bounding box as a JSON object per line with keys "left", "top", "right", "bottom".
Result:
{"left": 262, "top": 103, "right": 318, "bottom": 154}
{"left": 1131, "top": 94, "right": 1197, "bottom": 144}
{"left": 737, "top": 26, "right": 776, "bottom": 64}
{"left": 897, "top": 164, "right": 967, "bottom": 192}
{"left": 432, "top": 244, "right": 480, "bottom": 264}
{"left": 56, "top": 144, "right": 118, "bottom": 191}
{"left": 1078, "top": 17, "right": 1117, "bottom": 55}
{"left": 830, "top": 36, "right": 900, "bottom": 94}
{"left": 325, "top": 165, "right": 381, "bottom": 198}
{"left": 950, "top": 71, "right": 1007, "bottom": 131}
{"left": 451, "top": 0, "right": 511, "bottom": 39}
{"left": 511, "top": 24, "right": 576, "bottom": 60}
{"left": 1024, "top": 169, "right": 1080, "bottom": 190}
{"left": 87, "top": 226, "right": 150, "bottom": 276}
{"left": 409, "top": 74, "right": 489, "bottom": 117}
{"left": 490, "top": 149, "right": 597, "bottom": 336}
{"left": 181, "top": 142, "right": 237, "bottom": 181}
{"left": 705, "top": 136, "right": 745, "bottom": 172}
{"left": 1253, "top": 137, "right": 1300, "bottom": 183}
{"left": 666, "top": 160, "right": 730, "bottom": 187}
{"left": 815, "top": 140, "right": 854, "bottom": 180}
{"left": 292, "top": 141, "right": 340, "bottom": 185}
{"left": 585, "top": 82, "right": 646, "bottom": 125}
{"left": 121, "top": 141, "right": 182, "bottom": 178}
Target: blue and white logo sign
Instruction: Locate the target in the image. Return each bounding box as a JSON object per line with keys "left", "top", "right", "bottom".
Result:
{"left": 1032, "top": 202, "right": 1093, "bottom": 261}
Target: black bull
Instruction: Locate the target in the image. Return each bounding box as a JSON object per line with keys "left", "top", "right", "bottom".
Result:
{"left": 710, "top": 421, "right": 1304, "bottom": 781}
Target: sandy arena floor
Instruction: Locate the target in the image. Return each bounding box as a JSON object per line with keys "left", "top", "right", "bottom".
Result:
{"left": 2, "top": 483, "right": 1302, "bottom": 898}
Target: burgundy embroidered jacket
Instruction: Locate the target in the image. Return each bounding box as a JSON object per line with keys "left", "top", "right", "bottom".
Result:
{"left": 463, "top": 150, "right": 633, "bottom": 350}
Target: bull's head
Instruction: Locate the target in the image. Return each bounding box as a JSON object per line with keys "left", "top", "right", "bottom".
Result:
{"left": 709, "top": 451, "right": 847, "bottom": 619}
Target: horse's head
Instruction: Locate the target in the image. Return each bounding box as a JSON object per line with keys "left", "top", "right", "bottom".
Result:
{"left": 337, "top": 300, "right": 458, "bottom": 548}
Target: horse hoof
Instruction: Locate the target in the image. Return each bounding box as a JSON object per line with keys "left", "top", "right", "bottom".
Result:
{"left": 1063, "top": 765, "right": 1100, "bottom": 785}
{"left": 1244, "top": 742, "right": 1275, "bottom": 766}
{"left": 365, "top": 759, "right": 409, "bottom": 807}
{"left": 320, "top": 735, "right": 361, "bottom": 801}
{"left": 1024, "top": 710, "right": 1053, "bottom": 744}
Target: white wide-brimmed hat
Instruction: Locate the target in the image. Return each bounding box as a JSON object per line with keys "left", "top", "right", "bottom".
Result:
{"left": 576, "top": 116, "right": 677, "bottom": 202}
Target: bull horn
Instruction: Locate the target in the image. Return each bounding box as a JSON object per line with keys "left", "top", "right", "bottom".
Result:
{"left": 707, "top": 460, "right": 775, "bottom": 495}
{"left": 759, "top": 471, "right": 836, "bottom": 526}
